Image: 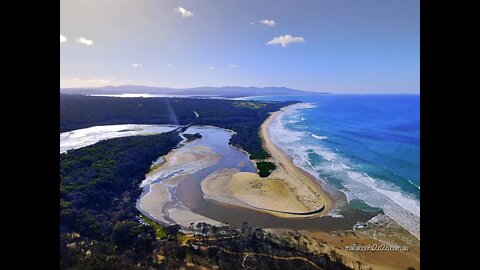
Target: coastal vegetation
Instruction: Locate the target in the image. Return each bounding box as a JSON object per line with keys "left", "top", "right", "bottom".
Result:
{"left": 58, "top": 95, "right": 353, "bottom": 269}
{"left": 183, "top": 132, "right": 202, "bottom": 142}
{"left": 140, "top": 214, "right": 166, "bottom": 239}
{"left": 60, "top": 130, "right": 354, "bottom": 269}
{"left": 233, "top": 101, "right": 268, "bottom": 109}
{"left": 249, "top": 151, "right": 271, "bottom": 160}
{"left": 60, "top": 131, "right": 182, "bottom": 241}
{"left": 256, "top": 161, "right": 277, "bottom": 177}
{"left": 60, "top": 94, "right": 296, "bottom": 162}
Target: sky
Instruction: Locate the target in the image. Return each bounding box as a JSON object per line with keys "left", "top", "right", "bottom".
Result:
{"left": 60, "top": 0, "right": 419, "bottom": 93}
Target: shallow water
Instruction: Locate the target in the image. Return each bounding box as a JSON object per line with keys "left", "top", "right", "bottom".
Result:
{"left": 242, "top": 95, "right": 420, "bottom": 238}
{"left": 59, "top": 124, "right": 179, "bottom": 153}
{"left": 60, "top": 124, "right": 385, "bottom": 232}
{"left": 167, "top": 126, "right": 379, "bottom": 230}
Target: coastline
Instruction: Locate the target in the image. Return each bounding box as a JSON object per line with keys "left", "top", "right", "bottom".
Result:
{"left": 259, "top": 104, "right": 332, "bottom": 213}
{"left": 260, "top": 105, "right": 420, "bottom": 269}
{"left": 198, "top": 104, "right": 332, "bottom": 217}
{"left": 134, "top": 115, "right": 419, "bottom": 269}
{"left": 137, "top": 142, "right": 223, "bottom": 227}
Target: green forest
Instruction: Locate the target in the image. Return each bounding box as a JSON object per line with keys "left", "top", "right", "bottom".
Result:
{"left": 60, "top": 131, "right": 181, "bottom": 268}
{"left": 60, "top": 94, "right": 296, "bottom": 159}
{"left": 59, "top": 95, "right": 357, "bottom": 269}
{"left": 60, "top": 131, "right": 182, "bottom": 238}
{"left": 60, "top": 129, "right": 352, "bottom": 269}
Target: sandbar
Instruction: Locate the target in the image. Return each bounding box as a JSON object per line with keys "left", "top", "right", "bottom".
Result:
{"left": 201, "top": 105, "right": 331, "bottom": 217}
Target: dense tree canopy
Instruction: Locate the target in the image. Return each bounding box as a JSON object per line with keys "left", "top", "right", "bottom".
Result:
{"left": 256, "top": 162, "right": 277, "bottom": 178}
{"left": 60, "top": 131, "right": 182, "bottom": 239}
{"left": 60, "top": 131, "right": 183, "bottom": 268}
{"left": 58, "top": 96, "right": 356, "bottom": 270}
{"left": 60, "top": 95, "right": 297, "bottom": 158}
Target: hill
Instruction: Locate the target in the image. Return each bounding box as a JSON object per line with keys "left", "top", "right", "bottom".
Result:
{"left": 60, "top": 85, "right": 327, "bottom": 98}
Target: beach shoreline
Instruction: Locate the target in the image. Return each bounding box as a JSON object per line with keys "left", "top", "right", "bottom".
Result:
{"left": 258, "top": 104, "right": 333, "bottom": 213}
{"left": 261, "top": 104, "right": 420, "bottom": 269}
{"left": 135, "top": 113, "right": 419, "bottom": 269}
{"left": 199, "top": 103, "right": 332, "bottom": 218}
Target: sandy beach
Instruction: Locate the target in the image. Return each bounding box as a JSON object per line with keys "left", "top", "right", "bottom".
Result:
{"left": 201, "top": 105, "right": 331, "bottom": 217}
{"left": 139, "top": 143, "right": 222, "bottom": 226}
{"left": 259, "top": 107, "right": 332, "bottom": 212}
{"left": 202, "top": 169, "right": 312, "bottom": 215}
{"left": 197, "top": 107, "right": 419, "bottom": 269}
{"left": 137, "top": 116, "right": 419, "bottom": 270}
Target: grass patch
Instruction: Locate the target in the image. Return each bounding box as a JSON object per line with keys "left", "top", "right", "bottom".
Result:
{"left": 256, "top": 161, "right": 276, "bottom": 178}
{"left": 140, "top": 214, "right": 166, "bottom": 239}
{"left": 177, "top": 234, "right": 189, "bottom": 246}
{"left": 233, "top": 101, "right": 267, "bottom": 109}
{"left": 148, "top": 159, "right": 165, "bottom": 173}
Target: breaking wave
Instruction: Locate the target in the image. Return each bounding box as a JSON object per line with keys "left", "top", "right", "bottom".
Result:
{"left": 268, "top": 103, "right": 420, "bottom": 239}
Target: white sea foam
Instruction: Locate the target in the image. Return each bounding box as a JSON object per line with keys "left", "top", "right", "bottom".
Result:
{"left": 270, "top": 114, "right": 305, "bottom": 143}
{"left": 60, "top": 124, "right": 179, "bottom": 153}
{"left": 310, "top": 133, "right": 328, "bottom": 140}
{"left": 326, "top": 209, "right": 344, "bottom": 218}
{"left": 367, "top": 213, "right": 389, "bottom": 224}
{"left": 340, "top": 163, "right": 351, "bottom": 169}
{"left": 408, "top": 179, "right": 421, "bottom": 190}
{"left": 284, "top": 102, "right": 317, "bottom": 110}
{"left": 313, "top": 149, "right": 337, "bottom": 162}
{"left": 268, "top": 103, "right": 421, "bottom": 239}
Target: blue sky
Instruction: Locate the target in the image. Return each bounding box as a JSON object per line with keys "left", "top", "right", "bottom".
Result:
{"left": 60, "top": 0, "right": 419, "bottom": 93}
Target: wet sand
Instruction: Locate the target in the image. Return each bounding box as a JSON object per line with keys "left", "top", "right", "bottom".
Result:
{"left": 200, "top": 168, "right": 248, "bottom": 207}
{"left": 139, "top": 176, "right": 182, "bottom": 224}
{"left": 199, "top": 106, "right": 332, "bottom": 217}
{"left": 260, "top": 107, "right": 332, "bottom": 212}
{"left": 136, "top": 116, "right": 419, "bottom": 269}
{"left": 138, "top": 143, "right": 222, "bottom": 226}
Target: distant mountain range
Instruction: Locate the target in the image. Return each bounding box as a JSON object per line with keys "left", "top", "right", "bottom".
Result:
{"left": 60, "top": 85, "right": 327, "bottom": 98}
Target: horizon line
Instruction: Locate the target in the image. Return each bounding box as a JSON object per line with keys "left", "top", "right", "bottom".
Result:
{"left": 59, "top": 84, "right": 419, "bottom": 95}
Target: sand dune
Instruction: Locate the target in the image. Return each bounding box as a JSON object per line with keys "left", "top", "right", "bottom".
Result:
{"left": 201, "top": 106, "right": 331, "bottom": 217}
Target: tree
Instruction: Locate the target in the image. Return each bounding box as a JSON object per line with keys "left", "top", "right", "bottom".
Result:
{"left": 166, "top": 224, "right": 180, "bottom": 237}
{"left": 111, "top": 221, "right": 138, "bottom": 248}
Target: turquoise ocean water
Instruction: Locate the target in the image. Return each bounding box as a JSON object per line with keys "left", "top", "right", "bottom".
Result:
{"left": 243, "top": 94, "right": 420, "bottom": 237}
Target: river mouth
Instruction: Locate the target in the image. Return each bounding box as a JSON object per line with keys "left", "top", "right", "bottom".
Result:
{"left": 138, "top": 125, "right": 379, "bottom": 231}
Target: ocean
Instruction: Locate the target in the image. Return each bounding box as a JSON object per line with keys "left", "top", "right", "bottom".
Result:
{"left": 245, "top": 94, "right": 420, "bottom": 238}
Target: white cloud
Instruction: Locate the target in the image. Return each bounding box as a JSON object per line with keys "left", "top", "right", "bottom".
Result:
{"left": 208, "top": 66, "right": 215, "bottom": 70}
{"left": 174, "top": 6, "right": 194, "bottom": 18}
{"left": 131, "top": 64, "right": 141, "bottom": 67}
{"left": 77, "top": 37, "right": 94, "bottom": 46}
{"left": 259, "top": 19, "right": 276, "bottom": 27}
{"left": 266, "top": 35, "right": 305, "bottom": 47}
{"left": 228, "top": 64, "right": 239, "bottom": 69}
{"left": 60, "top": 34, "right": 68, "bottom": 43}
